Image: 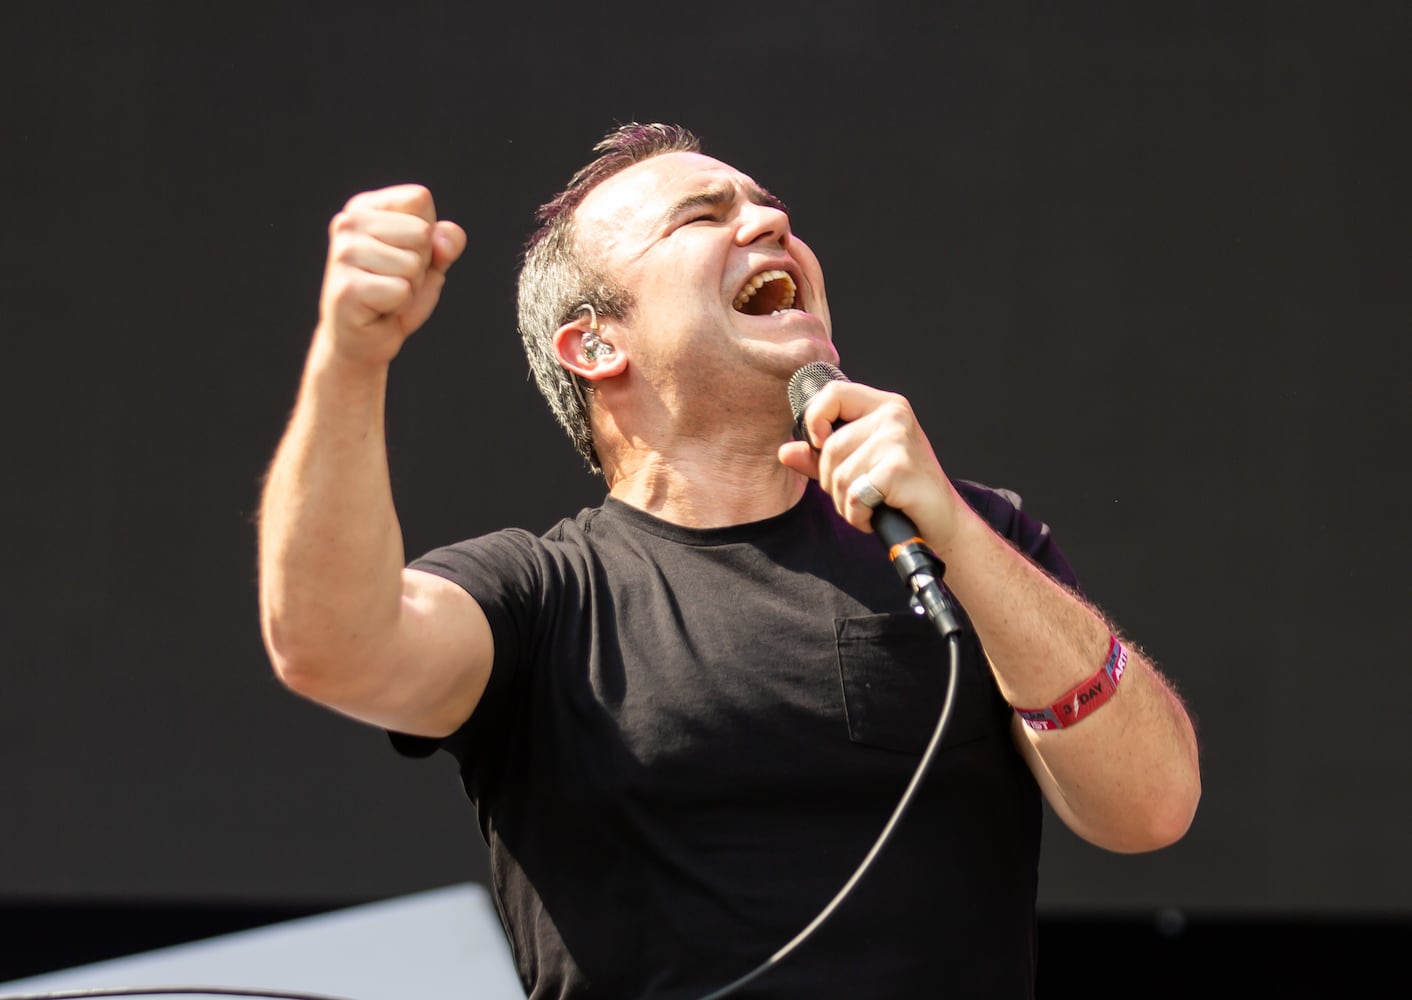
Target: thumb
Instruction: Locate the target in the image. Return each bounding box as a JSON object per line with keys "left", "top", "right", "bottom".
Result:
{"left": 777, "top": 440, "right": 820, "bottom": 480}
{"left": 395, "top": 222, "right": 464, "bottom": 336}
{"left": 430, "top": 220, "right": 467, "bottom": 273}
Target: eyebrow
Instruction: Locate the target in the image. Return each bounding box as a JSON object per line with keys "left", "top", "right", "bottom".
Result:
{"left": 660, "top": 182, "right": 789, "bottom": 227}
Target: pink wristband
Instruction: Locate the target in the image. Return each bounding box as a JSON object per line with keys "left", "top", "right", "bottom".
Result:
{"left": 1016, "top": 636, "right": 1128, "bottom": 732}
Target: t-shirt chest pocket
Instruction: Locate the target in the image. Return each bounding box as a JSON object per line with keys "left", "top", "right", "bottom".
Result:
{"left": 834, "top": 612, "right": 997, "bottom": 754}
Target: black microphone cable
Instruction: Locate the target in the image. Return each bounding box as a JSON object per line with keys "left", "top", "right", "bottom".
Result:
{"left": 696, "top": 630, "right": 960, "bottom": 1000}
{"left": 697, "top": 363, "right": 968, "bottom": 999}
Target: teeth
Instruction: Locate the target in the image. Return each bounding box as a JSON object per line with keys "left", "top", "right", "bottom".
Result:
{"left": 733, "top": 269, "right": 797, "bottom": 313}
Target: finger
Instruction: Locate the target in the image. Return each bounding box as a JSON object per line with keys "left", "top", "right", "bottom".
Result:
{"left": 335, "top": 272, "right": 416, "bottom": 324}
{"left": 799, "top": 382, "right": 841, "bottom": 450}
{"left": 395, "top": 223, "right": 463, "bottom": 334}
{"left": 334, "top": 231, "right": 428, "bottom": 281}
{"left": 800, "top": 380, "right": 880, "bottom": 451}
{"left": 328, "top": 217, "right": 435, "bottom": 301}
{"left": 342, "top": 183, "right": 438, "bottom": 224}
{"left": 824, "top": 381, "right": 893, "bottom": 426}
{"left": 812, "top": 411, "right": 878, "bottom": 506}
{"left": 341, "top": 208, "right": 438, "bottom": 257}
{"left": 836, "top": 473, "right": 884, "bottom": 532}
{"left": 430, "top": 220, "right": 467, "bottom": 274}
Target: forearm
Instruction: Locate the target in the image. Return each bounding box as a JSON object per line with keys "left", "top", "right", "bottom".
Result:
{"left": 257, "top": 335, "right": 407, "bottom": 684}
{"left": 935, "top": 508, "right": 1202, "bottom": 852}
{"left": 778, "top": 376, "right": 1201, "bottom": 850}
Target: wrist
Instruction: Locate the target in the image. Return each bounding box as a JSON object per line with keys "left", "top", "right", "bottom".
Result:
{"left": 306, "top": 325, "right": 396, "bottom": 384}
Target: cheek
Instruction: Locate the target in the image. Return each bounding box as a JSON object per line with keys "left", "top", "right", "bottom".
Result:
{"left": 790, "top": 239, "right": 825, "bottom": 285}
{"left": 642, "top": 254, "right": 722, "bottom": 309}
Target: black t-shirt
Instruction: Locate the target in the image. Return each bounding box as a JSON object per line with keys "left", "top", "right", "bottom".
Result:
{"left": 394, "top": 481, "right": 1079, "bottom": 999}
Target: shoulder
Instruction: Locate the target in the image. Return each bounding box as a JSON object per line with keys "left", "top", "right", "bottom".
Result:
{"left": 955, "top": 479, "right": 1081, "bottom": 591}
{"left": 410, "top": 507, "right": 606, "bottom": 575}
{"left": 955, "top": 479, "right": 1032, "bottom": 533}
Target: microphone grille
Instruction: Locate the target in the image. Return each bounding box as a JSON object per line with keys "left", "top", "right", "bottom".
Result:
{"left": 787, "top": 361, "right": 850, "bottom": 421}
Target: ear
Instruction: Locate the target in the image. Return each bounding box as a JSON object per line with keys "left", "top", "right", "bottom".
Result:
{"left": 553, "top": 317, "right": 627, "bottom": 384}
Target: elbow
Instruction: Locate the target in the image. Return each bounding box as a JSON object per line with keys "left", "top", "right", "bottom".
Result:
{"left": 1113, "top": 772, "right": 1203, "bottom": 854}
{"left": 1063, "top": 762, "right": 1202, "bottom": 855}
{"left": 265, "top": 639, "right": 358, "bottom": 709}
{"left": 260, "top": 610, "right": 338, "bottom": 701}
{"left": 1117, "top": 699, "right": 1205, "bottom": 852}
{"left": 1146, "top": 735, "right": 1204, "bottom": 849}
{"left": 268, "top": 649, "right": 324, "bottom": 700}
{"left": 1154, "top": 771, "right": 1203, "bottom": 849}
{"left": 1140, "top": 793, "right": 1200, "bottom": 853}
{"left": 260, "top": 603, "right": 399, "bottom": 714}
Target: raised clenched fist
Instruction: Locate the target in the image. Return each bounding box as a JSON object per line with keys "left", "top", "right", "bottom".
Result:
{"left": 317, "top": 184, "right": 467, "bottom": 367}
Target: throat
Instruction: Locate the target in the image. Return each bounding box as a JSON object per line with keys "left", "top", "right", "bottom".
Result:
{"left": 610, "top": 450, "right": 806, "bottom": 529}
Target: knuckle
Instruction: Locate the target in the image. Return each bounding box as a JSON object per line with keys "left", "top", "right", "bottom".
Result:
{"left": 410, "top": 216, "right": 436, "bottom": 247}
{"left": 341, "top": 188, "right": 381, "bottom": 213}
{"left": 329, "top": 208, "right": 364, "bottom": 238}
{"left": 327, "top": 233, "right": 365, "bottom": 268}
{"left": 877, "top": 393, "right": 912, "bottom": 419}
{"left": 394, "top": 183, "right": 436, "bottom": 219}
{"left": 323, "top": 270, "right": 353, "bottom": 302}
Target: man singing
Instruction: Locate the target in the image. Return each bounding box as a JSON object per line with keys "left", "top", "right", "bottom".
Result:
{"left": 257, "top": 123, "right": 1201, "bottom": 998}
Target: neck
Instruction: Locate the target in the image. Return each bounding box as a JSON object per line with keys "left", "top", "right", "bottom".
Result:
{"left": 603, "top": 439, "right": 808, "bottom": 528}
{"left": 591, "top": 358, "right": 818, "bottom": 526}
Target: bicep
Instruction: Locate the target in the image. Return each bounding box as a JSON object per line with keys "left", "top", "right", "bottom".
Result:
{"left": 303, "top": 567, "right": 495, "bottom": 739}
{"left": 390, "top": 567, "right": 497, "bottom": 737}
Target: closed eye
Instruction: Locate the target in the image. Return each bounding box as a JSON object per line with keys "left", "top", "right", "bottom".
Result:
{"left": 664, "top": 186, "right": 734, "bottom": 231}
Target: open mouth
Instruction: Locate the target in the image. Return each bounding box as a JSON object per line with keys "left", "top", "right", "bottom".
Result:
{"left": 733, "top": 269, "right": 798, "bottom": 316}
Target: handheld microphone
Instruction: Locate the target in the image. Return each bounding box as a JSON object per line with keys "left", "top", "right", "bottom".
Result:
{"left": 787, "top": 362, "right": 962, "bottom": 635}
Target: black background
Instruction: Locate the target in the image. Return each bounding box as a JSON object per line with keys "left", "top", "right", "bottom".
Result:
{"left": 2, "top": 1, "right": 1408, "bottom": 993}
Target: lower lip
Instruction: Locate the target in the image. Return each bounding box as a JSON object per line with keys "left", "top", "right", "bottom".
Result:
{"left": 740, "top": 307, "right": 807, "bottom": 318}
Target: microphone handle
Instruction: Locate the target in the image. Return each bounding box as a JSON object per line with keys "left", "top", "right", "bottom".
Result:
{"left": 871, "top": 505, "right": 962, "bottom": 636}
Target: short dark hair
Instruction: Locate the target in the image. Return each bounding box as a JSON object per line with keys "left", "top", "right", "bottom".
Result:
{"left": 516, "top": 123, "right": 702, "bottom": 473}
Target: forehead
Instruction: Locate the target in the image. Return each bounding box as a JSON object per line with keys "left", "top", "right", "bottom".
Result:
{"left": 574, "top": 151, "right": 757, "bottom": 244}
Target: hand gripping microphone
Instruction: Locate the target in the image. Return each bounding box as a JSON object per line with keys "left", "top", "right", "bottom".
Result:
{"left": 787, "top": 362, "right": 962, "bottom": 636}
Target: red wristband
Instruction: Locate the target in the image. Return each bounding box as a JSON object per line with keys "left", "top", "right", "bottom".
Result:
{"left": 1016, "top": 636, "right": 1128, "bottom": 732}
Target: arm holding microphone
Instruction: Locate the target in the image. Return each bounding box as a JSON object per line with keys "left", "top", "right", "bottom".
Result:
{"left": 778, "top": 366, "right": 1201, "bottom": 854}
{"left": 256, "top": 185, "right": 495, "bottom": 741}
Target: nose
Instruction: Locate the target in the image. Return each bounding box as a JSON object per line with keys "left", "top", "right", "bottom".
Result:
{"left": 736, "top": 200, "right": 791, "bottom": 248}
